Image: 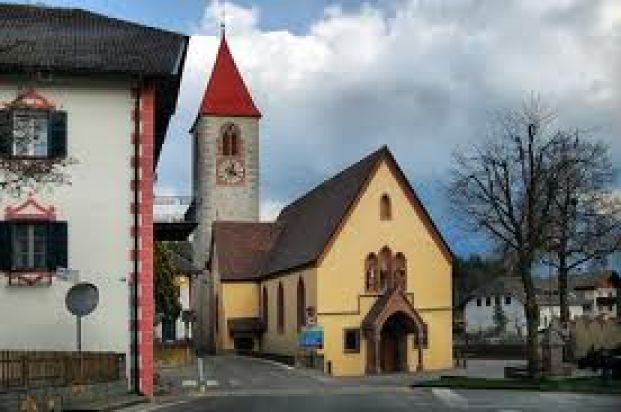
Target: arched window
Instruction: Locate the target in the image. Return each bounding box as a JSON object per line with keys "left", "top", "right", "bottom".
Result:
{"left": 277, "top": 282, "right": 285, "bottom": 334}
{"left": 215, "top": 294, "right": 219, "bottom": 333}
{"left": 379, "top": 247, "right": 392, "bottom": 292}
{"left": 220, "top": 123, "right": 241, "bottom": 156}
{"left": 394, "top": 253, "right": 407, "bottom": 291}
{"left": 262, "top": 286, "right": 268, "bottom": 330}
{"left": 380, "top": 194, "right": 392, "bottom": 220}
{"left": 365, "top": 253, "right": 379, "bottom": 293}
{"left": 297, "top": 278, "right": 306, "bottom": 331}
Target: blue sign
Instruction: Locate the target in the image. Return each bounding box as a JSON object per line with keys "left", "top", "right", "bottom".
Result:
{"left": 299, "top": 326, "right": 323, "bottom": 349}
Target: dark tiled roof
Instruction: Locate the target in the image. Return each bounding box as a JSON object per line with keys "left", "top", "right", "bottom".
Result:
{"left": 261, "top": 147, "right": 386, "bottom": 275}
{"left": 570, "top": 271, "right": 619, "bottom": 290}
{"left": 213, "top": 222, "right": 281, "bottom": 281}
{"left": 0, "top": 4, "right": 188, "bottom": 76}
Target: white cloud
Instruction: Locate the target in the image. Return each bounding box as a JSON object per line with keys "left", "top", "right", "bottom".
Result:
{"left": 156, "top": 0, "right": 621, "bottom": 254}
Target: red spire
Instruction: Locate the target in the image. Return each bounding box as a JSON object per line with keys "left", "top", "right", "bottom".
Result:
{"left": 199, "top": 36, "right": 261, "bottom": 118}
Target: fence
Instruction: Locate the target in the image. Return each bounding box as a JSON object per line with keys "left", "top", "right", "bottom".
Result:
{"left": 0, "top": 351, "right": 124, "bottom": 390}
{"left": 454, "top": 343, "right": 526, "bottom": 360}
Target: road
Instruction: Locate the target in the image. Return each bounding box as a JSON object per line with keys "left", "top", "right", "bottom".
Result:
{"left": 132, "top": 355, "right": 621, "bottom": 411}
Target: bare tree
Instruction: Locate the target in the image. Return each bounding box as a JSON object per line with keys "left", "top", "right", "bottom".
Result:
{"left": 448, "top": 100, "right": 562, "bottom": 378}
{"left": 545, "top": 133, "right": 621, "bottom": 326}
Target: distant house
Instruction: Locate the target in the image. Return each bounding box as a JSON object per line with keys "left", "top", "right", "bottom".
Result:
{"left": 570, "top": 271, "right": 619, "bottom": 318}
{"left": 461, "top": 277, "right": 589, "bottom": 336}
{"left": 0, "top": 4, "right": 188, "bottom": 396}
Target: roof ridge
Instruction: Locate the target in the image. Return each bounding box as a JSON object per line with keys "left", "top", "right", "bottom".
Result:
{"left": 278, "top": 146, "right": 387, "bottom": 218}
{"left": 0, "top": 4, "right": 187, "bottom": 37}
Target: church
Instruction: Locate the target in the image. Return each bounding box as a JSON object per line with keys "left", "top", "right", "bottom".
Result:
{"left": 190, "top": 34, "right": 453, "bottom": 376}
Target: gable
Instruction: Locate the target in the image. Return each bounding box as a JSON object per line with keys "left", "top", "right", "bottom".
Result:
{"left": 319, "top": 156, "right": 452, "bottom": 266}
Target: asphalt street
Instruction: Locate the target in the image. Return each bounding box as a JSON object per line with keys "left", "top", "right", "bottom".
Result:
{"left": 132, "top": 355, "right": 621, "bottom": 412}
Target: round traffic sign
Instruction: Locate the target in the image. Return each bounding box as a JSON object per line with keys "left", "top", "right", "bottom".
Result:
{"left": 65, "top": 282, "right": 99, "bottom": 317}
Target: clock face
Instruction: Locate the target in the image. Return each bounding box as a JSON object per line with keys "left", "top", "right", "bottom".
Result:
{"left": 217, "top": 158, "right": 245, "bottom": 185}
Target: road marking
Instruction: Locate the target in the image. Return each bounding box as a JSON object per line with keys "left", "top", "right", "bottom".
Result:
{"left": 205, "top": 379, "right": 219, "bottom": 387}
{"left": 181, "top": 379, "right": 198, "bottom": 388}
{"left": 432, "top": 388, "right": 468, "bottom": 408}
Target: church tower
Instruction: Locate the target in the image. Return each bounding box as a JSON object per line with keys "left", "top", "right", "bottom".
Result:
{"left": 192, "top": 34, "right": 261, "bottom": 265}
{"left": 192, "top": 33, "right": 260, "bottom": 353}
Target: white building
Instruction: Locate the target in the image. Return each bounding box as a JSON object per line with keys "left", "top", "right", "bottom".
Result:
{"left": 0, "top": 4, "right": 188, "bottom": 396}
{"left": 462, "top": 277, "right": 588, "bottom": 336}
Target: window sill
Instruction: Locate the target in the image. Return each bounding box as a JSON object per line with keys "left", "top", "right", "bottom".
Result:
{"left": 3, "top": 270, "right": 53, "bottom": 287}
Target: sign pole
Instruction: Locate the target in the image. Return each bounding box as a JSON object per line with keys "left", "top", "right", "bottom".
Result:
{"left": 76, "top": 315, "right": 82, "bottom": 353}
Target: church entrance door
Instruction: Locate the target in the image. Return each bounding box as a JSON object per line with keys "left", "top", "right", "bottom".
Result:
{"left": 379, "top": 313, "right": 408, "bottom": 373}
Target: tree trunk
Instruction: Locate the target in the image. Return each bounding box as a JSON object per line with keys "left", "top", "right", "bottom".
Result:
{"left": 558, "top": 253, "right": 570, "bottom": 327}
{"left": 521, "top": 263, "right": 541, "bottom": 379}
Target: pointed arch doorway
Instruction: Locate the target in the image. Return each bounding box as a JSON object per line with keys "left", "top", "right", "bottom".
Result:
{"left": 362, "top": 288, "right": 426, "bottom": 374}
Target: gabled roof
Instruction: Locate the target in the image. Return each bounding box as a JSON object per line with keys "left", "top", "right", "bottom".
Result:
{"left": 198, "top": 36, "right": 261, "bottom": 118}
{"left": 261, "top": 145, "right": 453, "bottom": 275}
{"left": 0, "top": 4, "right": 188, "bottom": 76}
{"left": 0, "top": 4, "right": 189, "bottom": 166}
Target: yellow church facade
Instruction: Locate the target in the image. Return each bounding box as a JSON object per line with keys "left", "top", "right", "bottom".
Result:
{"left": 208, "top": 147, "right": 453, "bottom": 376}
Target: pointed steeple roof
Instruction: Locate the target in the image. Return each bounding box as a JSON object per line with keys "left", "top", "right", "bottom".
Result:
{"left": 199, "top": 35, "right": 261, "bottom": 118}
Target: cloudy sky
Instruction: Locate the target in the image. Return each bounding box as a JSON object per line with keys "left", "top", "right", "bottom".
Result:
{"left": 16, "top": 0, "right": 621, "bottom": 257}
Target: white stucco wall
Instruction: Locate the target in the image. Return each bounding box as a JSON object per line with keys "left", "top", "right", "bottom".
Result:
{"left": 464, "top": 296, "right": 527, "bottom": 335}
{"left": 0, "top": 79, "right": 134, "bottom": 354}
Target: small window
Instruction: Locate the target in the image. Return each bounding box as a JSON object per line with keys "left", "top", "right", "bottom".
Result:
{"left": 394, "top": 253, "right": 407, "bottom": 291}
{"left": 494, "top": 296, "right": 500, "bottom": 306}
{"left": 379, "top": 246, "right": 392, "bottom": 291}
{"left": 343, "top": 329, "right": 360, "bottom": 353}
{"left": 277, "top": 282, "right": 285, "bottom": 334}
{"left": 505, "top": 296, "right": 511, "bottom": 305}
{"left": 215, "top": 294, "right": 219, "bottom": 333}
{"left": 262, "top": 286, "right": 269, "bottom": 329}
{"left": 297, "top": 278, "right": 306, "bottom": 331}
{"left": 476, "top": 298, "right": 482, "bottom": 307}
{"left": 413, "top": 324, "right": 428, "bottom": 348}
{"left": 380, "top": 194, "right": 392, "bottom": 220}
{"left": 365, "top": 253, "right": 379, "bottom": 293}
{"left": 485, "top": 297, "right": 491, "bottom": 306}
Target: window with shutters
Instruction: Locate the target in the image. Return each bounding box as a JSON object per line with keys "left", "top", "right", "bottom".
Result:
{"left": 0, "top": 108, "right": 67, "bottom": 159}
{"left": 12, "top": 110, "right": 49, "bottom": 157}
{"left": 0, "top": 221, "right": 68, "bottom": 274}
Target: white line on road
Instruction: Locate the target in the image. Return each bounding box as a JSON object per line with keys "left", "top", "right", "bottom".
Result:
{"left": 432, "top": 388, "right": 468, "bottom": 409}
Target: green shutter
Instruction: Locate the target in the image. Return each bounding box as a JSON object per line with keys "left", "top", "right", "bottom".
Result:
{"left": 0, "top": 222, "right": 13, "bottom": 270}
{"left": 0, "top": 109, "right": 13, "bottom": 157}
{"left": 47, "top": 221, "right": 68, "bottom": 270}
{"left": 48, "top": 111, "right": 67, "bottom": 158}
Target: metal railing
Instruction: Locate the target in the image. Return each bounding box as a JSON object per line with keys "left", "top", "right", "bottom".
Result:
{"left": 154, "top": 196, "right": 194, "bottom": 223}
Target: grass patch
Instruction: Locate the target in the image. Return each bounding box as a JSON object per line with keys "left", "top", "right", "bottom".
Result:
{"left": 413, "top": 376, "right": 621, "bottom": 395}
